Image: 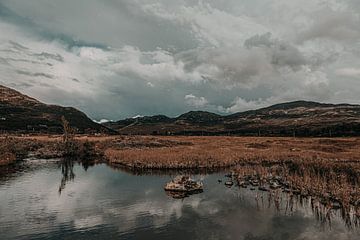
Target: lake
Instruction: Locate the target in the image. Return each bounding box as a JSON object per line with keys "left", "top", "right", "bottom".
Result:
{"left": 0, "top": 159, "right": 359, "bottom": 240}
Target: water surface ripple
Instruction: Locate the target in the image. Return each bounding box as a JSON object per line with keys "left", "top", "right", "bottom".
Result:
{"left": 0, "top": 161, "right": 359, "bottom": 240}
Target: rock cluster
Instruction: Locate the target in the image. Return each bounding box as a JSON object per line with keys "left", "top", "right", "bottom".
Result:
{"left": 164, "top": 175, "right": 203, "bottom": 199}
{"left": 228, "top": 172, "right": 357, "bottom": 211}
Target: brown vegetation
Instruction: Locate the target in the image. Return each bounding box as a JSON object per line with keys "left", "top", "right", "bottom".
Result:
{"left": 2, "top": 135, "right": 359, "bottom": 169}
{"left": 103, "top": 136, "right": 360, "bottom": 217}
{"left": 105, "top": 136, "right": 360, "bottom": 169}
{"left": 1, "top": 134, "right": 359, "bottom": 220}
{"left": 232, "top": 164, "right": 359, "bottom": 218}
{"left": 0, "top": 136, "right": 46, "bottom": 166}
{"left": 0, "top": 134, "right": 100, "bottom": 165}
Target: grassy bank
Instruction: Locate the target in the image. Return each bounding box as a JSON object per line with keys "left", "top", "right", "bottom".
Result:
{"left": 105, "top": 136, "right": 360, "bottom": 169}
{"left": 0, "top": 135, "right": 100, "bottom": 165}
{"left": 2, "top": 135, "right": 360, "bottom": 169}
{"left": 0, "top": 137, "right": 47, "bottom": 166}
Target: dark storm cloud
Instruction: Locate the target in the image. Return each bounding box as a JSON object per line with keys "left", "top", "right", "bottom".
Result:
{"left": 0, "top": 0, "right": 198, "bottom": 51}
{"left": 245, "top": 33, "right": 307, "bottom": 71}
{"left": 0, "top": 2, "right": 110, "bottom": 50}
{"left": 0, "top": 0, "right": 359, "bottom": 119}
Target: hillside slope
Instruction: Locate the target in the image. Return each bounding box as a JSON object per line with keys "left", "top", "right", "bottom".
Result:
{"left": 0, "top": 85, "right": 115, "bottom": 134}
{"left": 106, "top": 101, "right": 360, "bottom": 137}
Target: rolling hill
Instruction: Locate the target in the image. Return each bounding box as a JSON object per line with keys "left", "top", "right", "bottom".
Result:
{"left": 0, "top": 85, "right": 115, "bottom": 134}
{"left": 2, "top": 84, "right": 360, "bottom": 137}
{"left": 105, "top": 101, "right": 360, "bottom": 137}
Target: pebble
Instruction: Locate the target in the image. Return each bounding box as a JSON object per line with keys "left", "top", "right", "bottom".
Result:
{"left": 258, "top": 186, "right": 269, "bottom": 192}
{"left": 331, "top": 201, "right": 342, "bottom": 209}
{"left": 225, "top": 181, "right": 234, "bottom": 187}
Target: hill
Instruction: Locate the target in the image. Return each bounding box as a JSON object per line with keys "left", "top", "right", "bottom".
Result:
{"left": 0, "top": 85, "right": 115, "bottom": 134}
{"left": 106, "top": 101, "right": 360, "bottom": 137}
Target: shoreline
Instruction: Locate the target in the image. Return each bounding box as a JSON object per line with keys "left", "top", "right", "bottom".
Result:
{"left": 1, "top": 134, "right": 359, "bottom": 218}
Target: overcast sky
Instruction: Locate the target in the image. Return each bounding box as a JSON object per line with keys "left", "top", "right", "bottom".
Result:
{"left": 0, "top": 0, "right": 360, "bottom": 120}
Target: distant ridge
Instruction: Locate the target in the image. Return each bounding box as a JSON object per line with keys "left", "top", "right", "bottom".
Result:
{"left": 0, "top": 85, "right": 116, "bottom": 134}
{"left": 105, "top": 100, "right": 360, "bottom": 137}
{"left": 1, "top": 84, "right": 359, "bottom": 136}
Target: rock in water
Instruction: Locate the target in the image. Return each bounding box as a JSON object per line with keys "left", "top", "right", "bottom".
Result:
{"left": 164, "top": 176, "right": 203, "bottom": 196}
{"left": 225, "top": 181, "right": 234, "bottom": 187}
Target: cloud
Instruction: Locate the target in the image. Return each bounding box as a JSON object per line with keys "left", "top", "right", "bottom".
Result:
{"left": 15, "top": 70, "right": 54, "bottom": 79}
{"left": 175, "top": 46, "right": 273, "bottom": 89}
{"left": 0, "top": 0, "right": 360, "bottom": 119}
{"left": 297, "top": 9, "right": 360, "bottom": 43}
{"left": 185, "top": 94, "right": 209, "bottom": 108}
{"left": 142, "top": 2, "right": 269, "bottom": 47}
{"left": 106, "top": 46, "right": 203, "bottom": 83}
{"left": 93, "top": 119, "right": 112, "bottom": 124}
{"left": 131, "top": 115, "right": 144, "bottom": 119}
{"left": 335, "top": 67, "right": 360, "bottom": 78}
{"left": 245, "top": 33, "right": 307, "bottom": 70}
{"left": 218, "top": 97, "right": 270, "bottom": 113}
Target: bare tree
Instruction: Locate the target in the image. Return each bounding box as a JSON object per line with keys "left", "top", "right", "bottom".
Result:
{"left": 61, "top": 116, "right": 77, "bottom": 156}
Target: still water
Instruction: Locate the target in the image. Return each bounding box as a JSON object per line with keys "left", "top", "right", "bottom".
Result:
{"left": 0, "top": 160, "right": 359, "bottom": 240}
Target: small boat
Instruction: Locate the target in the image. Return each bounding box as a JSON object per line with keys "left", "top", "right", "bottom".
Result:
{"left": 164, "top": 176, "right": 203, "bottom": 192}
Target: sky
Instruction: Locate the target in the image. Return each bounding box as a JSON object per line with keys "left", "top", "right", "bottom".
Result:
{"left": 0, "top": 0, "right": 360, "bottom": 120}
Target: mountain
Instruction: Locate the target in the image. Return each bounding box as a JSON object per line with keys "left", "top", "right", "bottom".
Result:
{"left": 2, "top": 84, "right": 359, "bottom": 137}
{"left": 0, "top": 85, "right": 115, "bottom": 134}
{"left": 176, "top": 111, "right": 223, "bottom": 124}
{"left": 106, "top": 101, "right": 360, "bottom": 137}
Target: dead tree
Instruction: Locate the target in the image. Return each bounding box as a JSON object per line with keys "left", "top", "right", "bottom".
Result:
{"left": 61, "top": 116, "right": 77, "bottom": 157}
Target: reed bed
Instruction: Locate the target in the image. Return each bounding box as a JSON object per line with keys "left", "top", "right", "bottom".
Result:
{"left": 105, "top": 136, "right": 360, "bottom": 169}
{"left": 232, "top": 163, "right": 360, "bottom": 226}
{"left": 0, "top": 135, "right": 99, "bottom": 163}
{"left": 103, "top": 135, "right": 360, "bottom": 220}
{"left": 0, "top": 136, "right": 44, "bottom": 165}
{"left": 2, "top": 135, "right": 360, "bottom": 169}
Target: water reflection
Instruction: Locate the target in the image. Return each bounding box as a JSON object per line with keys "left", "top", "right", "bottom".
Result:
{"left": 58, "top": 158, "right": 75, "bottom": 194}
{"left": 58, "top": 160, "right": 360, "bottom": 228}
{"left": 0, "top": 161, "right": 360, "bottom": 240}
{"left": 58, "top": 157, "right": 96, "bottom": 194}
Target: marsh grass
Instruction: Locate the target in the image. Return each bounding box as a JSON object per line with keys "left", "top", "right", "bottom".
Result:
{"left": 105, "top": 136, "right": 360, "bottom": 169}
{"left": 104, "top": 136, "right": 360, "bottom": 222}
{"left": 1, "top": 134, "right": 359, "bottom": 225}
{"left": 0, "top": 136, "right": 45, "bottom": 165}
{"left": 232, "top": 162, "right": 360, "bottom": 226}
{"left": 1, "top": 134, "right": 359, "bottom": 217}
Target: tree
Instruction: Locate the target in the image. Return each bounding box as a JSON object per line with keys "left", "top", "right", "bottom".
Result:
{"left": 61, "top": 116, "right": 77, "bottom": 156}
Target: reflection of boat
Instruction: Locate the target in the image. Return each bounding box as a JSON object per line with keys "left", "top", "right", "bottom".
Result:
{"left": 164, "top": 176, "right": 203, "bottom": 193}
